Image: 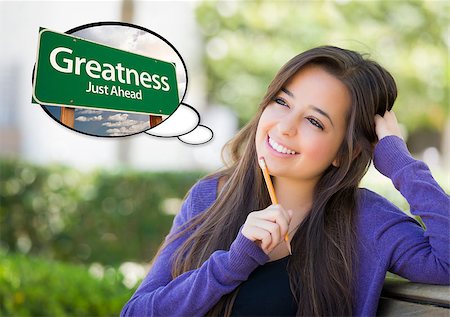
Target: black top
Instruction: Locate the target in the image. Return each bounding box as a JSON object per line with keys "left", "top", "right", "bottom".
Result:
{"left": 229, "top": 256, "right": 298, "bottom": 316}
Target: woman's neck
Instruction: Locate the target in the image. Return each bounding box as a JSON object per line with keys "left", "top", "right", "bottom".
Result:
{"left": 272, "top": 176, "right": 316, "bottom": 219}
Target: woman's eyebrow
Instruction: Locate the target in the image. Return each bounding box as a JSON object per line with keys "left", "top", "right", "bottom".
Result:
{"left": 308, "top": 105, "right": 334, "bottom": 127}
{"left": 280, "top": 87, "right": 334, "bottom": 127}
{"left": 280, "top": 87, "right": 294, "bottom": 97}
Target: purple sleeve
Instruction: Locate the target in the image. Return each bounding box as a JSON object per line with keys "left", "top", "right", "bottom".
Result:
{"left": 120, "top": 181, "right": 269, "bottom": 317}
{"left": 372, "top": 135, "right": 450, "bottom": 284}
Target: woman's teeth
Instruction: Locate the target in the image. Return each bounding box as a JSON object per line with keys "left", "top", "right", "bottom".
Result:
{"left": 268, "top": 137, "right": 297, "bottom": 155}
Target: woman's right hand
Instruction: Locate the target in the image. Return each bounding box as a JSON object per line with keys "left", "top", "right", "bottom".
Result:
{"left": 241, "top": 204, "right": 293, "bottom": 254}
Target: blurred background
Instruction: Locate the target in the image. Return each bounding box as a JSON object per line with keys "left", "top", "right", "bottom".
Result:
{"left": 0, "top": 0, "right": 448, "bottom": 315}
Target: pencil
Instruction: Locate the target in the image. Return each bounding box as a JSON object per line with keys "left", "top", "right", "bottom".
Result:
{"left": 258, "top": 156, "right": 292, "bottom": 255}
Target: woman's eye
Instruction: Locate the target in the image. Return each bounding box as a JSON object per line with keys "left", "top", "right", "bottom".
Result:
{"left": 273, "top": 97, "right": 288, "bottom": 107}
{"left": 307, "top": 118, "right": 324, "bottom": 130}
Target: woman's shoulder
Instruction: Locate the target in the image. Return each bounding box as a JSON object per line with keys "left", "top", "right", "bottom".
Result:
{"left": 192, "top": 175, "right": 219, "bottom": 193}
{"left": 186, "top": 174, "right": 222, "bottom": 218}
{"left": 356, "top": 187, "right": 404, "bottom": 215}
{"left": 355, "top": 187, "right": 416, "bottom": 230}
{"left": 357, "top": 187, "right": 389, "bottom": 206}
{"left": 192, "top": 173, "right": 229, "bottom": 196}
{"left": 217, "top": 174, "right": 229, "bottom": 194}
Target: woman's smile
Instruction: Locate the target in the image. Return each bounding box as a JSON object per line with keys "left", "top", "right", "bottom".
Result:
{"left": 266, "top": 135, "right": 299, "bottom": 157}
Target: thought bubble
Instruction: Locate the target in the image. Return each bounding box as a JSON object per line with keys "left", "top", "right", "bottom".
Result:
{"left": 178, "top": 125, "right": 214, "bottom": 145}
{"left": 145, "top": 103, "right": 199, "bottom": 137}
{"left": 144, "top": 103, "right": 214, "bottom": 144}
{"left": 34, "top": 22, "right": 213, "bottom": 145}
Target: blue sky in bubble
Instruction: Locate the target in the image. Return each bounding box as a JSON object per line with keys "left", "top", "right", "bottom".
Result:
{"left": 44, "top": 106, "right": 150, "bottom": 137}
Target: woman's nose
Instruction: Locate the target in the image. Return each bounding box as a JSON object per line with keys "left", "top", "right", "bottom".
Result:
{"left": 277, "top": 113, "right": 298, "bottom": 137}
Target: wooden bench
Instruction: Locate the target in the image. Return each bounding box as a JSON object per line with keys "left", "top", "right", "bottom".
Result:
{"left": 377, "top": 275, "right": 450, "bottom": 316}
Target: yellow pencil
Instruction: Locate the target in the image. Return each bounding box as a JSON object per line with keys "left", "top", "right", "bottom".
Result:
{"left": 258, "top": 156, "right": 292, "bottom": 255}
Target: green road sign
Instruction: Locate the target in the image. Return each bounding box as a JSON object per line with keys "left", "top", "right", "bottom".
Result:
{"left": 33, "top": 28, "right": 179, "bottom": 116}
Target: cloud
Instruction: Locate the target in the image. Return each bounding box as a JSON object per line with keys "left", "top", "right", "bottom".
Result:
{"left": 102, "top": 119, "right": 139, "bottom": 127}
{"left": 75, "top": 115, "right": 103, "bottom": 122}
{"left": 73, "top": 26, "right": 138, "bottom": 52}
{"left": 106, "top": 121, "right": 149, "bottom": 136}
{"left": 108, "top": 113, "right": 129, "bottom": 121}
{"left": 102, "top": 113, "right": 147, "bottom": 135}
{"left": 144, "top": 103, "right": 213, "bottom": 145}
{"left": 77, "top": 109, "right": 103, "bottom": 115}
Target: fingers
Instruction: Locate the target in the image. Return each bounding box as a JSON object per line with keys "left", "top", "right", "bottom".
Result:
{"left": 374, "top": 110, "right": 403, "bottom": 141}
{"left": 253, "top": 205, "right": 290, "bottom": 238}
{"left": 241, "top": 204, "right": 293, "bottom": 254}
{"left": 251, "top": 218, "right": 281, "bottom": 250}
{"left": 248, "top": 225, "right": 274, "bottom": 251}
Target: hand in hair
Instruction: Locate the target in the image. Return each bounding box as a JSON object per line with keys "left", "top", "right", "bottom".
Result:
{"left": 241, "top": 204, "right": 293, "bottom": 254}
{"left": 374, "top": 110, "right": 404, "bottom": 141}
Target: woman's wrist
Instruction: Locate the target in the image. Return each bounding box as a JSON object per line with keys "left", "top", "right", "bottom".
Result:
{"left": 373, "top": 135, "right": 415, "bottom": 179}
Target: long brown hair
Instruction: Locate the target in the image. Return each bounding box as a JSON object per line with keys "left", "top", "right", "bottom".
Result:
{"left": 159, "top": 46, "right": 397, "bottom": 316}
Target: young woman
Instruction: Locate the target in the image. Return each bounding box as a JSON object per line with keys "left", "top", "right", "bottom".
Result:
{"left": 121, "top": 46, "right": 449, "bottom": 317}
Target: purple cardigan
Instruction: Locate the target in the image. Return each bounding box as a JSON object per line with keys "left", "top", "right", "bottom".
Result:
{"left": 121, "top": 136, "right": 450, "bottom": 316}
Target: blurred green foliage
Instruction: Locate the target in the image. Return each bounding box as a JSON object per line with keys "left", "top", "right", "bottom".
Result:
{"left": 195, "top": 1, "right": 449, "bottom": 132}
{"left": 0, "top": 158, "right": 206, "bottom": 265}
{"left": 2, "top": 156, "right": 447, "bottom": 268}
{"left": 0, "top": 250, "right": 134, "bottom": 316}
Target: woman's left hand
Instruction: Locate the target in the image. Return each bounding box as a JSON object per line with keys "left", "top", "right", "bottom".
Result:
{"left": 374, "top": 110, "right": 404, "bottom": 141}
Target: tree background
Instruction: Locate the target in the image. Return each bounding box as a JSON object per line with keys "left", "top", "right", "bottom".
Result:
{"left": 195, "top": 1, "right": 449, "bottom": 159}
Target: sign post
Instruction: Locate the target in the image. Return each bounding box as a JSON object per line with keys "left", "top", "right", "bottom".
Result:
{"left": 150, "top": 115, "right": 162, "bottom": 127}
{"left": 60, "top": 107, "right": 75, "bottom": 128}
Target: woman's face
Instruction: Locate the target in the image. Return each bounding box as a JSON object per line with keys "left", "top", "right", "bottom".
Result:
{"left": 255, "top": 65, "right": 351, "bottom": 183}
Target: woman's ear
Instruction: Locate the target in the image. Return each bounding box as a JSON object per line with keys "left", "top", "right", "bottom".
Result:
{"left": 352, "top": 145, "right": 362, "bottom": 161}
{"left": 332, "top": 157, "right": 339, "bottom": 167}
{"left": 332, "top": 145, "right": 362, "bottom": 167}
